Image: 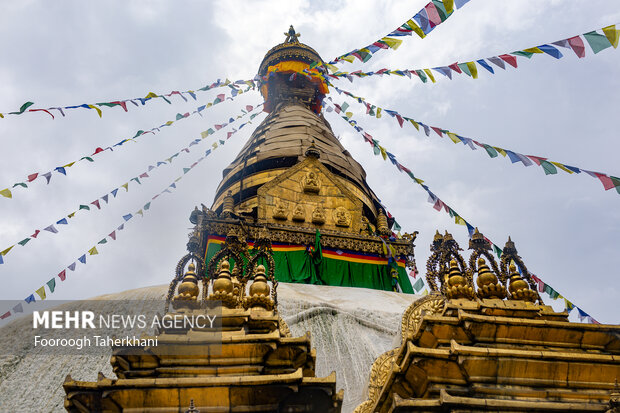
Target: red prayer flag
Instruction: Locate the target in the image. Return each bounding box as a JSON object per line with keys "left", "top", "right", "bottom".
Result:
{"left": 91, "top": 200, "right": 101, "bottom": 209}
{"left": 31, "top": 230, "right": 41, "bottom": 238}
{"left": 395, "top": 114, "right": 404, "bottom": 127}
{"left": 27, "top": 173, "right": 39, "bottom": 182}
{"left": 499, "top": 54, "right": 518, "bottom": 68}
{"left": 448, "top": 63, "right": 462, "bottom": 73}
{"left": 109, "top": 231, "right": 116, "bottom": 240}
{"left": 567, "top": 36, "right": 586, "bottom": 58}
{"left": 527, "top": 155, "right": 547, "bottom": 166}
{"left": 431, "top": 127, "right": 443, "bottom": 137}
{"left": 58, "top": 270, "right": 66, "bottom": 281}
{"left": 433, "top": 199, "right": 443, "bottom": 211}
{"left": 425, "top": 2, "right": 442, "bottom": 27}
{"left": 0, "top": 311, "right": 10, "bottom": 319}
{"left": 92, "top": 147, "right": 104, "bottom": 155}
{"left": 593, "top": 172, "right": 614, "bottom": 190}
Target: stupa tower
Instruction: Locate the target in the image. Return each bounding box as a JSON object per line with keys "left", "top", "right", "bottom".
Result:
{"left": 193, "top": 26, "right": 418, "bottom": 293}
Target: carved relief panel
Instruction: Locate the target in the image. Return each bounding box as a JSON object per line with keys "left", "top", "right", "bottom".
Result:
{"left": 257, "top": 157, "right": 363, "bottom": 233}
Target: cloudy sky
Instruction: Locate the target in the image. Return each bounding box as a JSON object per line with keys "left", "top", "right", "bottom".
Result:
{"left": 0, "top": 0, "right": 618, "bottom": 324}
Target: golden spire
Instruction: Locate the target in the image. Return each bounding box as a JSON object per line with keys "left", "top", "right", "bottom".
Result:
{"left": 284, "top": 25, "right": 301, "bottom": 43}
{"left": 507, "top": 263, "right": 537, "bottom": 302}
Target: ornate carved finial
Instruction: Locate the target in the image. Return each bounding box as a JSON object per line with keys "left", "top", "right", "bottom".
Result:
{"left": 284, "top": 25, "right": 301, "bottom": 43}
{"left": 221, "top": 190, "right": 235, "bottom": 216}
{"left": 500, "top": 237, "right": 543, "bottom": 304}
{"left": 475, "top": 257, "right": 506, "bottom": 299}
{"left": 377, "top": 209, "right": 390, "bottom": 236}
{"left": 426, "top": 231, "right": 475, "bottom": 298}
{"left": 185, "top": 399, "right": 200, "bottom": 413}
{"left": 608, "top": 379, "right": 620, "bottom": 413}
{"left": 468, "top": 228, "right": 506, "bottom": 299}
{"left": 208, "top": 260, "right": 237, "bottom": 308}
{"left": 305, "top": 140, "right": 321, "bottom": 159}
{"left": 445, "top": 259, "right": 475, "bottom": 299}
{"left": 172, "top": 261, "right": 200, "bottom": 307}
{"left": 507, "top": 262, "right": 537, "bottom": 303}
{"left": 246, "top": 264, "right": 274, "bottom": 311}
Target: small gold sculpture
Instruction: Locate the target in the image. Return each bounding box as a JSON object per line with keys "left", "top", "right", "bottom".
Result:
{"left": 445, "top": 259, "right": 475, "bottom": 299}
{"left": 303, "top": 170, "right": 321, "bottom": 193}
{"left": 272, "top": 201, "right": 288, "bottom": 220}
{"left": 172, "top": 262, "right": 200, "bottom": 308}
{"left": 334, "top": 206, "right": 351, "bottom": 227}
{"left": 208, "top": 260, "right": 238, "bottom": 308}
{"left": 284, "top": 25, "right": 300, "bottom": 43}
{"left": 292, "top": 204, "right": 305, "bottom": 222}
{"left": 377, "top": 209, "right": 390, "bottom": 236}
{"left": 245, "top": 264, "right": 274, "bottom": 311}
{"left": 311, "top": 205, "right": 325, "bottom": 225}
{"left": 221, "top": 190, "right": 235, "bottom": 216}
{"left": 507, "top": 263, "right": 537, "bottom": 302}
{"left": 476, "top": 257, "right": 506, "bottom": 299}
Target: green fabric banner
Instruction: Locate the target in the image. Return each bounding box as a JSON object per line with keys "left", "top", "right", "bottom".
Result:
{"left": 205, "top": 243, "right": 414, "bottom": 294}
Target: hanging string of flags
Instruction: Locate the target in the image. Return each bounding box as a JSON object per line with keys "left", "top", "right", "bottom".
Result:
{"left": 0, "top": 104, "right": 263, "bottom": 265}
{"left": 0, "top": 87, "right": 257, "bottom": 200}
{"left": 327, "top": 23, "right": 619, "bottom": 82}
{"left": 0, "top": 110, "right": 267, "bottom": 321}
{"left": 330, "top": 0, "right": 470, "bottom": 65}
{"left": 323, "top": 101, "right": 599, "bottom": 323}
{"left": 330, "top": 87, "right": 620, "bottom": 195}
{"left": 0, "top": 78, "right": 256, "bottom": 120}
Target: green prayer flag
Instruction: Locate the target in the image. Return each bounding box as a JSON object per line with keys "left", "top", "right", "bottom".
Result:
{"left": 80, "top": 157, "right": 94, "bottom": 162}
{"left": 457, "top": 63, "right": 472, "bottom": 76}
{"left": 540, "top": 160, "right": 558, "bottom": 175}
{"left": 11, "top": 101, "right": 34, "bottom": 114}
{"left": 583, "top": 31, "right": 612, "bottom": 54}
{"left": 483, "top": 144, "right": 498, "bottom": 158}
{"left": 511, "top": 50, "right": 534, "bottom": 58}
{"left": 415, "top": 70, "right": 427, "bottom": 83}
{"left": 18, "top": 238, "right": 31, "bottom": 246}
{"left": 183, "top": 168, "right": 190, "bottom": 174}
{"left": 493, "top": 244, "right": 502, "bottom": 258}
{"left": 79, "top": 205, "right": 90, "bottom": 210}
{"left": 412, "top": 277, "right": 424, "bottom": 292}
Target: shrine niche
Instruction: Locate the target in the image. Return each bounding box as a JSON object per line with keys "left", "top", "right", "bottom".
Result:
{"left": 257, "top": 155, "right": 363, "bottom": 233}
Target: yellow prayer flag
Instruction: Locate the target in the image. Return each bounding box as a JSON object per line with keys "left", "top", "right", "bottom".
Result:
{"left": 466, "top": 62, "right": 478, "bottom": 79}
{"left": 63, "top": 162, "right": 76, "bottom": 168}
{"left": 88, "top": 246, "right": 98, "bottom": 255}
{"left": 165, "top": 121, "right": 173, "bottom": 126}
{"left": 381, "top": 37, "right": 403, "bottom": 50}
{"left": 379, "top": 146, "right": 387, "bottom": 160}
{"left": 376, "top": 108, "right": 382, "bottom": 118}
{"left": 212, "top": 142, "right": 218, "bottom": 149}
{"left": 342, "top": 55, "right": 356, "bottom": 63}
{"left": 88, "top": 105, "right": 102, "bottom": 118}
{"left": 422, "top": 289, "right": 429, "bottom": 296}
{"left": 447, "top": 132, "right": 460, "bottom": 144}
{"left": 494, "top": 147, "right": 507, "bottom": 157}
{"left": 423, "top": 68, "right": 436, "bottom": 83}
{"left": 36, "top": 286, "right": 46, "bottom": 300}
{"left": 145, "top": 92, "right": 158, "bottom": 99}
{"left": 444, "top": 0, "right": 454, "bottom": 14}
{"left": 345, "top": 111, "right": 353, "bottom": 119}
{"left": 68, "top": 212, "right": 76, "bottom": 218}
{"left": 122, "top": 183, "right": 129, "bottom": 191}
{"left": 175, "top": 177, "right": 182, "bottom": 182}
{"left": 325, "top": 63, "right": 339, "bottom": 72}
{"left": 0, "top": 245, "right": 14, "bottom": 256}
{"left": 409, "top": 119, "right": 419, "bottom": 131}
{"left": 206, "top": 103, "right": 213, "bottom": 108}
{"left": 136, "top": 209, "right": 144, "bottom": 216}
{"left": 550, "top": 161, "right": 574, "bottom": 174}
{"left": 523, "top": 47, "right": 544, "bottom": 54}
{"left": 414, "top": 178, "right": 424, "bottom": 185}
{"left": 455, "top": 216, "right": 466, "bottom": 225}
{"left": 406, "top": 19, "right": 426, "bottom": 39}
{"left": 0, "top": 188, "right": 12, "bottom": 199}
{"left": 603, "top": 24, "right": 619, "bottom": 48}
{"left": 0, "top": 113, "right": 4, "bottom": 118}
{"left": 201, "top": 131, "right": 209, "bottom": 139}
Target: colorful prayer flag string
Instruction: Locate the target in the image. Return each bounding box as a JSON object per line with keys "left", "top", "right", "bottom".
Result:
{"left": 330, "top": 88, "right": 620, "bottom": 195}
{"left": 0, "top": 87, "right": 257, "bottom": 200}
{"left": 327, "top": 24, "right": 619, "bottom": 83}
{"left": 323, "top": 101, "right": 598, "bottom": 323}
{"left": 0, "top": 104, "right": 263, "bottom": 264}
{"left": 0, "top": 110, "right": 266, "bottom": 321}
{"left": 330, "top": 0, "right": 470, "bottom": 65}
{"left": 0, "top": 78, "right": 256, "bottom": 119}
